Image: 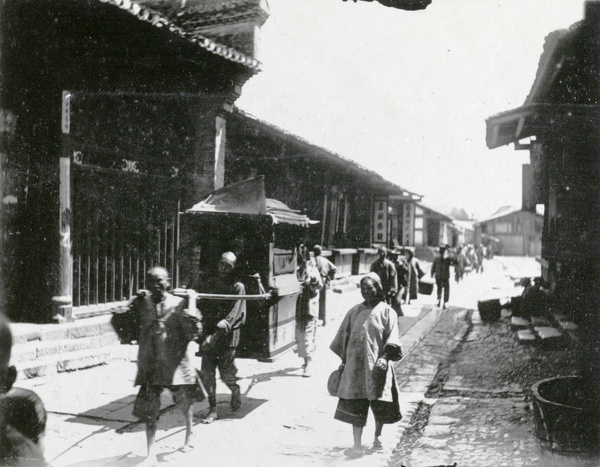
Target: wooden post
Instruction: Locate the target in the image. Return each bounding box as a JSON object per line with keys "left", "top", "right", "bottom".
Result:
{"left": 53, "top": 91, "right": 73, "bottom": 322}
{"left": 321, "top": 191, "right": 328, "bottom": 246}
{"left": 53, "top": 153, "right": 73, "bottom": 322}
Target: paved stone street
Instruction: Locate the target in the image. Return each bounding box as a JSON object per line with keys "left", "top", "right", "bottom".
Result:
{"left": 17, "top": 272, "right": 442, "bottom": 467}
{"left": 14, "top": 257, "right": 571, "bottom": 467}
{"left": 389, "top": 258, "right": 581, "bottom": 467}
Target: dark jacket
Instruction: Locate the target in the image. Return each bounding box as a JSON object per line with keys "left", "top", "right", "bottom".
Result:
{"left": 431, "top": 255, "right": 454, "bottom": 282}
{"left": 370, "top": 258, "right": 398, "bottom": 297}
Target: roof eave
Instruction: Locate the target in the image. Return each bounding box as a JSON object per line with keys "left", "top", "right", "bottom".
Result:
{"left": 102, "top": 0, "right": 261, "bottom": 73}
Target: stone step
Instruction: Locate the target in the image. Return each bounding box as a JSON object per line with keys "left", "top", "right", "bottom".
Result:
{"left": 16, "top": 346, "right": 120, "bottom": 380}
{"left": 517, "top": 329, "right": 537, "bottom": 344}
{"left": 533, "top": 326, "right": 564, "bottom": 348}
{"left": 11, "top": 316, "right": 115, "bottom": 345}
{"left": 530, "top": 316, "right": 552, "bottom": 327}
{"left": 11, "top": 332, "right": 119, "bottom": 364}
{"left": 557, "top": 320, "right": 579, "bottom": 332}
{"left": 9, "top": 316, "right": 121, "bottom": 381}
{"left": 511, "top": 316, "right": 530, "bottom": 330}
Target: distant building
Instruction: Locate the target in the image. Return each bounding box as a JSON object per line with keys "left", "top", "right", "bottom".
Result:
{"left": 453, "top": 220, "right": 476, "bottom": 246}
{"left": 413, "top": 202, "right": 457, "bottom": 248}
{"left": 474, "top": 207, "right": 542, "bottom": 257}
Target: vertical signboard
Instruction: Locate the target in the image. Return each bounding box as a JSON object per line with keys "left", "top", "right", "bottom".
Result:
{"left": 61, "top": 91, "right": 71, "bottom": 134}
{"left": 403, "top": 203, "right": 415, "bottom": 245}
{"left": 373, "top": 198, "right": 388, "bottom": 244}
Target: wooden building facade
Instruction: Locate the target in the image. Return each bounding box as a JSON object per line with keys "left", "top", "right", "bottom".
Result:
{"left": 486, "top": 2, "right": 600, "bottom": 383}
{"left": 413, "top": 202, "right": 456, "bottom": 248}
{"left": 474, "top": 208, "right": 542, "bottom": 257}
{"left": 0, "top": 0, "right": 268, "bottom": 322}
{"left": 226, "top": 109, "right": 422, "bottom": 251}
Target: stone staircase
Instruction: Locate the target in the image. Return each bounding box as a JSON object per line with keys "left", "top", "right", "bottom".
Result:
{"left": 10, "top": 316, "right": 122, "bottom": 380}
{"left": 512, "top": 311, "right": 578, "bottom": 348}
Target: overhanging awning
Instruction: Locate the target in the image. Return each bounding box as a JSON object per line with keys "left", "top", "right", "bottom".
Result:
{"left": 186, "top": 177, "right": 312, "bottom": 227}
{"left": 486, "top": 103, "right": 600, "bottom": 149}
{"left": 265, "top": 199, "right": 312, "bottom": 227}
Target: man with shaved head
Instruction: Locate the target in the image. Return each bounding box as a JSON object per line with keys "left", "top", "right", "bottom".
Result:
{"left": 122, "top": 267, "right": 201, "bottom": 465}
{"left": 196, "top": 251, "right": 246, "bottom": 424}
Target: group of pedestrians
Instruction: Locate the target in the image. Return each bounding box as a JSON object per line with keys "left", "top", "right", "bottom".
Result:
{"left": 0, "top": 242, "right": 472, "bottom": 465}
{"left": 295, "top": 245, "right": 406, "bottom": 457}
{"left": 368, "top": 247, "right": 425, "bottom": 315}
{"left": 454, "top": 244, "right": 487, "bottom": 282}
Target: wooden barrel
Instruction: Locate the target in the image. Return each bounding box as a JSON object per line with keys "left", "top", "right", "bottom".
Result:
{"left": 532, "top": 376, "right": 600, "bottom": 466}
{"left": 477, "top": 299, "right": 502, "bottom": 321}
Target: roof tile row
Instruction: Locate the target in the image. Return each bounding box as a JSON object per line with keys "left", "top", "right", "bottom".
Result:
{"left": 100, "top": 0, "right": 261, "bottom": 71}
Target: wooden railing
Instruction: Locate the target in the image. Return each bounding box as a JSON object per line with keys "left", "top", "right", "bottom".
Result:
{"left": 71, "top": 166, "right": 182, "bottom": 317}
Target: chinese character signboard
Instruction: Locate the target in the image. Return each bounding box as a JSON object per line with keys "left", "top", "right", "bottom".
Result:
{"left": 403, "top": 203, "right": 414, "bottom": 245}
{"left": 373, "top": 199, "right": 388, "bottom": 244}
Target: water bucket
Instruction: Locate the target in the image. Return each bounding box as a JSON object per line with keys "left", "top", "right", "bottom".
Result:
{"left": 532, "top": 376, "right": 599, "bottom": 466}
{"left": 477, "top": 299, "right": 502, "bottom": 321}
{"left": 418, "top": 278, "right": 434, "bottom": 295}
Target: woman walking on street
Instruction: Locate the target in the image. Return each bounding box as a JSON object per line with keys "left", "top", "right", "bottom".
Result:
{"left": 330, "top": 272, "right": 403, "bottom": 458}
{"left": 404, "top": 250, "right": 424, "bottom": 304}
{"left": 295, "top": 247, "right": 322, "bottom": 378}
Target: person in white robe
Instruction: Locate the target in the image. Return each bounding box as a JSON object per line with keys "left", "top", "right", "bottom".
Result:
{"left": 330, "top": 272, "right": 403, "bottom": 457}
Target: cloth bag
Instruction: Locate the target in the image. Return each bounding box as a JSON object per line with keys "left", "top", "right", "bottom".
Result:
{"left": 327, "top": 367, "right": 343, "bottom": 397}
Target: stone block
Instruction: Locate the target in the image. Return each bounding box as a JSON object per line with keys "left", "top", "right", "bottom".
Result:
{"left": 66, "top": 323, "right": 101, "bottom": 339}
{"left": 511, "top": 317, "right": 530, "bottom": 330}
{"left": 39, "top": 326, "right": 68, "bottom": 341}
{"left": 10, "top": 344, "right": 37, "bottom": 363}
{"left": 534, "top": 326, "right": 562, "bottom": 339}
{"left": 558, "top": 320, "right": 579, "bottom": 332}
{"left": 11, "top": 331, "right": 42, "bottom": 345}
{"left": 17, "top": 359, "right": 58, "bottom": 380}
{"left": 534, "top": 327, "right": 564, "bottom": 348}
{"left": 530, "top": 316, "right": 551, "bottom": 327}
{"left": 36, "top": 340, "right": 66, "bottom": 358}
{"left": 57, "top": 348, "right": 113, "bottom": 372}
{"left": 517, "top": 329, "right": 537, "bottom": 344}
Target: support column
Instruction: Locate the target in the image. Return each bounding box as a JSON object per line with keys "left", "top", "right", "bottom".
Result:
{"left": 321, "top": 191, "right": 328, "bottom": 246}
{"left": 53, "top": 91, "right": 73, "bottom": 322}
{"left": 214, "top": 115, "right": 226, "bottom": 190}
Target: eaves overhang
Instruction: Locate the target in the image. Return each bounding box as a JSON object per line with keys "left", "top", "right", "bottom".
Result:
{"left": 100, "top": 0, "right": 261, "bottom": 72}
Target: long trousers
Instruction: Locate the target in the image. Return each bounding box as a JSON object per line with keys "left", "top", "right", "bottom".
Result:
{"left": 200, "top": 350, "right": 239, "bottom": 408}
{"left": 436, "top": 278, "right": 450, "bottom": 304}
{"left": 318, "top": 287, "right": 328, "bottom": 324}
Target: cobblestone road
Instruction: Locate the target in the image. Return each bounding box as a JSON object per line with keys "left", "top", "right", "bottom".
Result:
{"left": 389, "top": 260, "right": 581, "bottom": 467}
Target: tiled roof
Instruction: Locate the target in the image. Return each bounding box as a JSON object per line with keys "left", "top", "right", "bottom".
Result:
{"left": 232, "top": 108, "right": 423, "bottom": 200}
{"left": 522, "top": 21, "right": 582, "bottom": 108}
{"left": 416, "top": 201, "right": 453, "bottom": 221}
{"left": 475, "top": 206, "right": 542, "bottom": 225}
{"left": 485, "top": 20, "right": 583, "bottom": 148}
{"left": 349, "top": 0, "right": 432, "bottom": 11}
{"left": 99, "top": 0, "right": 262, "bottom": 71}
{"left": 137, "top": 0, "right": 269, "bottom": 29}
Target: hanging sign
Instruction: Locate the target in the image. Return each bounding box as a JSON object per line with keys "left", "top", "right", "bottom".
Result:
{"left": 373, "top": 199, "right": 388, "bottom": 244}
{"left": 403, "top": 204, "right": 415, "bottom": 245}
{"left": 61, "top": 91, "right": 71, "bottom": 134}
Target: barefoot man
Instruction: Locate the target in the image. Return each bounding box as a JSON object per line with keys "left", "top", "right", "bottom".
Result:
{"left": 196, "top": 252, "right": 246, "bottom": 424}
{"left": 127, "top": 267, "right": 201, "bottom": 465}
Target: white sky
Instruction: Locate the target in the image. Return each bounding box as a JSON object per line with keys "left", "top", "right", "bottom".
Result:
{"left": 236, "top": 0, "right": 585, "bottom": 219}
